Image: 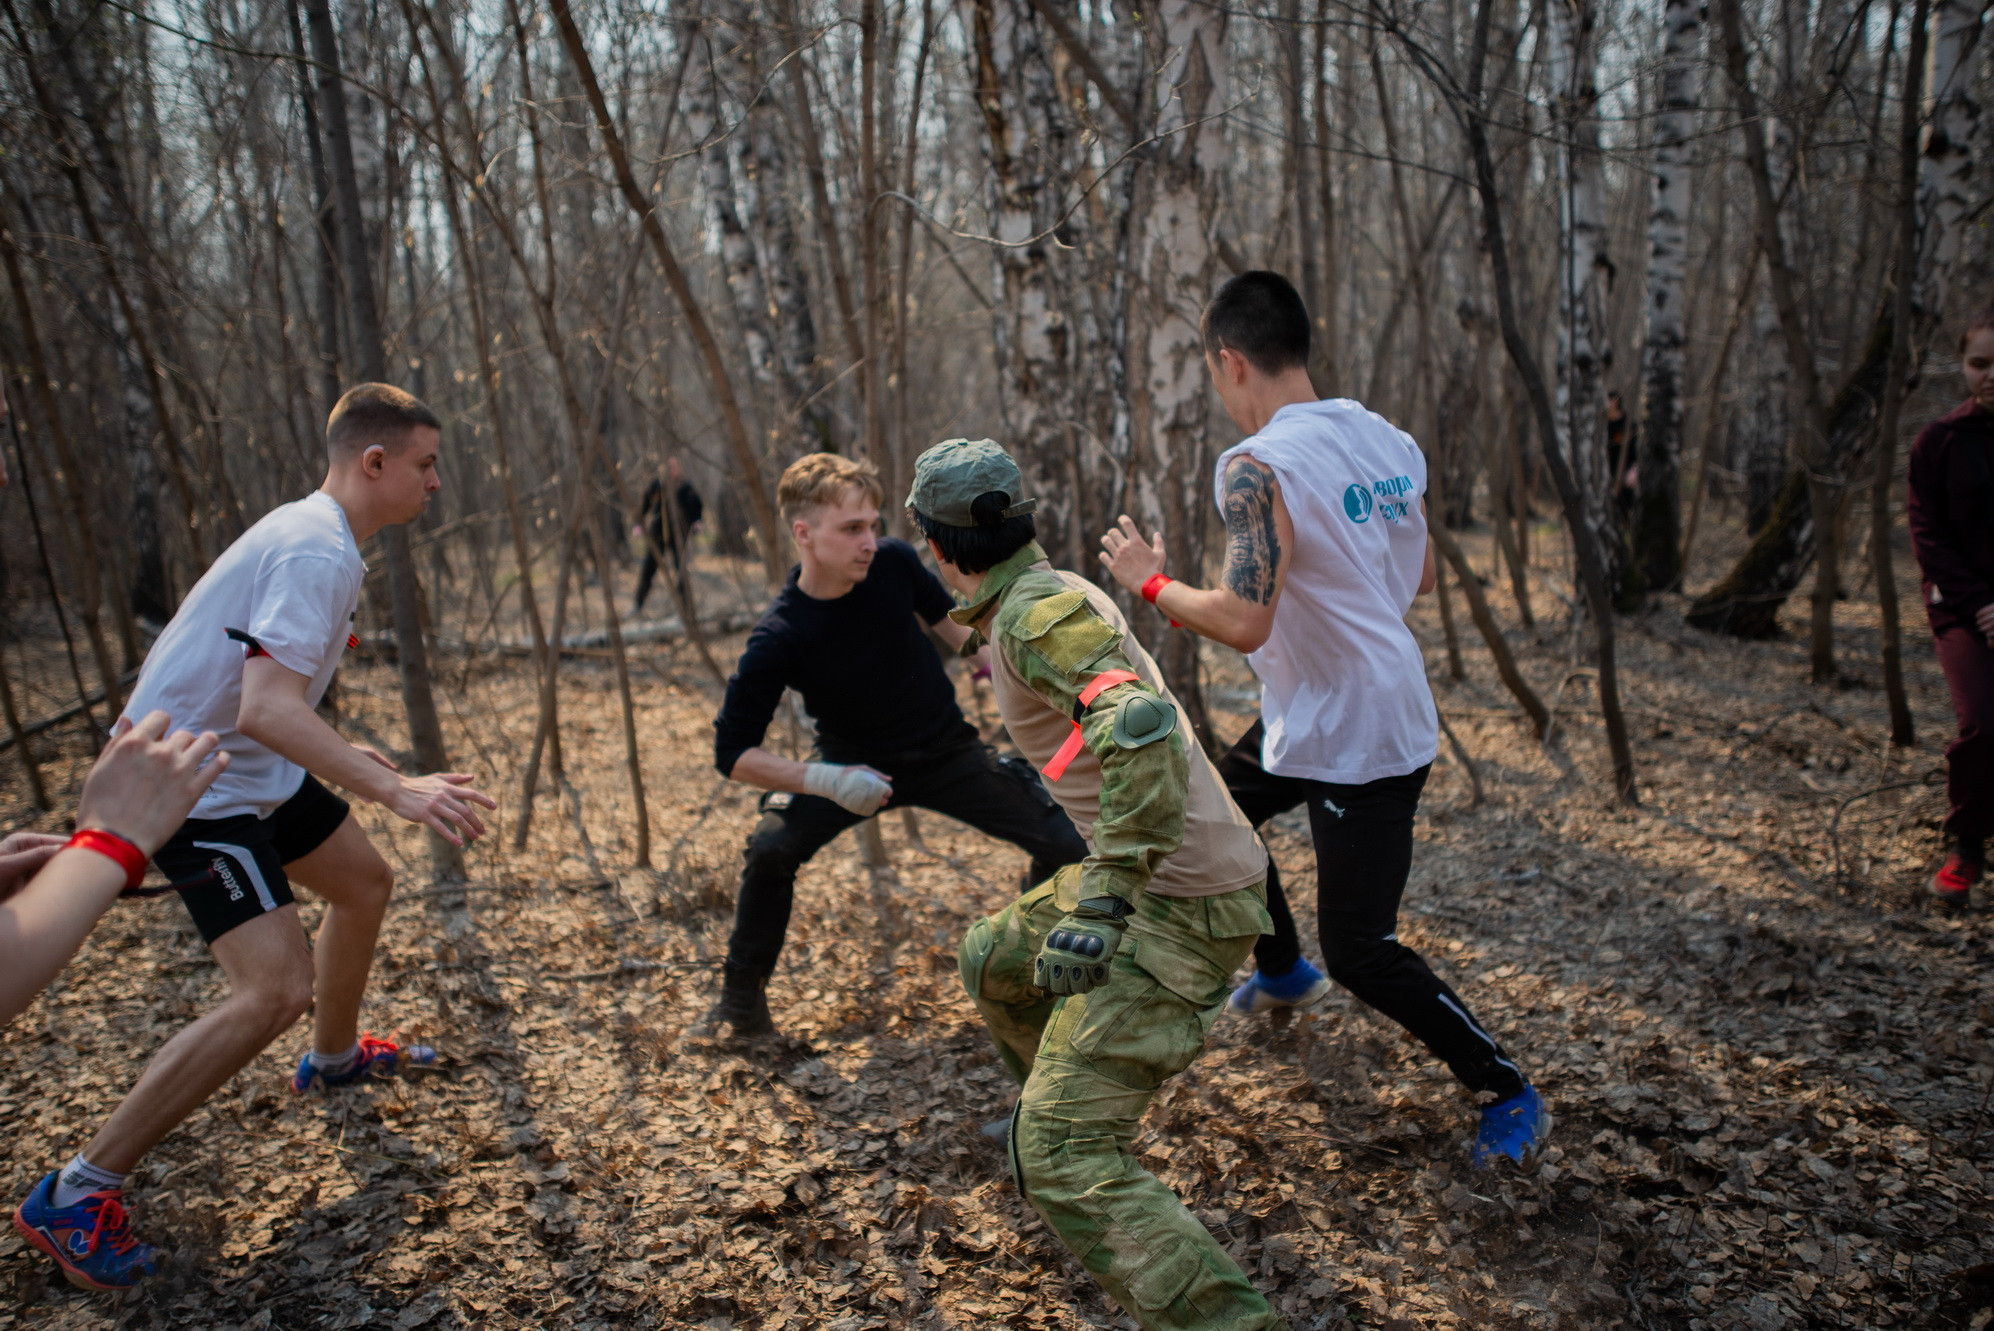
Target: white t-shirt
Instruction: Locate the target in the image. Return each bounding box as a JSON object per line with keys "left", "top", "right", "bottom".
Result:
{"left": 1215, "top": 399, "right": 1438, "bottom": 784}
{"left": 122, "top": 491, "right": 366, "bottom": 819}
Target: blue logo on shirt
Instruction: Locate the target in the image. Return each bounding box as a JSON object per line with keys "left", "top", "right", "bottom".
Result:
{"left": 1345, "top": 475, "right": 1415, "bottom": 524}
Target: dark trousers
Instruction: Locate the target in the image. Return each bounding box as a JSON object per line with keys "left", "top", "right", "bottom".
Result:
{"left": 1937, "top": 624, "right": 1994, "bottom": 845}
{"left": 634, "top": 530, "right": 688, "bottom": 613}
{"left": 727, "top": 741, "right": 1088, "bottom": 975}
{"left": 1216, "top": 721, "right": 1527, "bottom": 1099}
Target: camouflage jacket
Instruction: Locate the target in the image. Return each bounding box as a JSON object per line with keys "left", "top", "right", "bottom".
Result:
{"left": 951, "top": 542, "right": 1190, "bottom": 906}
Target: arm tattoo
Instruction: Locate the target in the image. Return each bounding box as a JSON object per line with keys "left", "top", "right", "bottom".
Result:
{"left": 1221, "top": 458, "right": 1280, "bottom": 604}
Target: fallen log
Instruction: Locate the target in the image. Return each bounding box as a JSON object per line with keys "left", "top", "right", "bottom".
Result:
{"left": 358, "top": 610, "right": 759, "bottom": 660}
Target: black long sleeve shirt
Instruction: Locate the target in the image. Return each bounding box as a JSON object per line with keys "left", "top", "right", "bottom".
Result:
{"left": 1907, "top": 399, "right": 1994, "bottom": 634}
{"left": 712, "top": 539, "right": 977, "bottom": 774}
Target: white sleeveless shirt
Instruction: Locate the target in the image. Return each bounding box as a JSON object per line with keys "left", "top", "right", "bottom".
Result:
{"left": 1214, "top": 399, "right": 1438, "bottom": 784}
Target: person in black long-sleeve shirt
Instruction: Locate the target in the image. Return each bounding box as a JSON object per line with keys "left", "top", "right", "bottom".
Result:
{"left": 633, "top": 457, "right": 705, "bottom": 614}
{"left": 1908, "top": 309, "right": 1994, "bottom": 904}
{"left": 696, "top": 452, "right": 1086, "bottom": 1039}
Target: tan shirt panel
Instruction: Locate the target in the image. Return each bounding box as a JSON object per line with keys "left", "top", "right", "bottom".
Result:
{"left": 989, "top": 565, "right": 1268, "bottom": 899}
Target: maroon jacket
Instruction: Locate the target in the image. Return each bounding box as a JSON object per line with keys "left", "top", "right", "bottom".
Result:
{"left": 1907, "top": 399, "right": 1994, "bottom": 634}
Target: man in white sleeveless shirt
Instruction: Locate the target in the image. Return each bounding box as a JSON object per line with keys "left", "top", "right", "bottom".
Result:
{"left": 1100, "top": 271, "right": 1548, "bottom": 1169}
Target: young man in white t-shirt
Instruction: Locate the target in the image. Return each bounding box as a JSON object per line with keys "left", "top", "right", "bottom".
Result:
{"left": 1100, "top": 271, "right": 1548, "bottom": 1170}
{"left": 13, "top": 384, "right": 496, "bottom": 1290}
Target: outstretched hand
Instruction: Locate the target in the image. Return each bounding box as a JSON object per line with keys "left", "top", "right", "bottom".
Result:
{"left": 75, "top": 710, "right": 230, "bottom": 856}
{"left": 386, "top": 773, "right": 496, "bottom": 847}
{"left": 1098, "top": 516, "right": 1167, "bottom": 595}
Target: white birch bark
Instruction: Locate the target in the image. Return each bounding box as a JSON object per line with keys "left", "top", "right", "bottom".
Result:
{"left": 965, "top": 0, "right": 1081, "bottom": 556}
{"left": 1548, "top": 0, "right": 1618, "bottom": 576}
{"left": 688, "top": 25, "right": 778, "bottom": 412}
{"left": 1128, "top": 0, "right": 1226, "bottom": 733}
{"left": 1915, "top": 0, "right": 1987, "bottom": 323}
{"left": 1633, "top": 0, "right": 1700, "bottom": 589}
{"left": 1130, "top": 0, "right": 1226, "bottom": 524}
{"left": 730, "top": 18, "right": 825, "bottom": 455}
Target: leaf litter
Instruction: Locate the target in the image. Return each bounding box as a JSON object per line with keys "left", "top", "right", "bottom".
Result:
{"left": 0, "top": 540, "right": 1989, "bottom": 1329}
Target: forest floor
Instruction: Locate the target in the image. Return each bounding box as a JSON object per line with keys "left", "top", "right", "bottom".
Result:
{"left": 1, "top": 520, "right": 1991, "bottom": 1331}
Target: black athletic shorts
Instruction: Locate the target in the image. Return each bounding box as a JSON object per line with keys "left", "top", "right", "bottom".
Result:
{"left": 151, "top": 775, "right": 351, "bottom": 945}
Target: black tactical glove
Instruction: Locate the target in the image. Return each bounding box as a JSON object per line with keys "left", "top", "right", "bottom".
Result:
{"left": 1034, "top": 895, "right": 1133, "bottom": 996}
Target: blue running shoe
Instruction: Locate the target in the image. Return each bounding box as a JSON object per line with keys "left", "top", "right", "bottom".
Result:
{"left": 291, "top": 1033, "right": 436, "bottom": 1093}
{"left": 1472, "top": 1085, "right": 1551, "bottom": 1169}
{"left": 1227, "top": 959, "right": 1331, "bottom": 1016}
{"left": 13, "top": 1173, "right": 159, "bottom": 1291}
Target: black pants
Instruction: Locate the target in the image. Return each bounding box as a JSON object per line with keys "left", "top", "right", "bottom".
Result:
{"left": 634, "top": 530, "right": 688, "bottom": 613}
{"left": 1217, "top": 721, "right": 1526, "bottom": 1099}
{"left": 727, "top": 741, "right": 1088, "bottom": 975}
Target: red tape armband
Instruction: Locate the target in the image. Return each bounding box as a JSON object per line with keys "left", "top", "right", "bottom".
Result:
{"left": 68, "top": 828, "right": 148, "bottom": 892}
{"left": 1041, "top": 669, "right": 1142, "bottom": 782}
{"left": 1139, "top": 574, "right": 1182, "bottom": 628}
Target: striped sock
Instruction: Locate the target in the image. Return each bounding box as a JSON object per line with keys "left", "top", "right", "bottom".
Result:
{"left": 51, "top": 1155, "right": 126, "bottom": 1208}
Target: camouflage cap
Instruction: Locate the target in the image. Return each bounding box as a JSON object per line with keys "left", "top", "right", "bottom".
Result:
{"left": 906, "top": 438, "right": 1038, "bottom": 528}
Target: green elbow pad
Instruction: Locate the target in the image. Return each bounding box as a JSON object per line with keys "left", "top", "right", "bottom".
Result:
{"left": 1110, "top": 692, "right": 1177, "bottom": 749}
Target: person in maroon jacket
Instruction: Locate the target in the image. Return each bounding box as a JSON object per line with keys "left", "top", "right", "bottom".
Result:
{"left": 1908, "top": 308, "right": 1994, "bottom": 904}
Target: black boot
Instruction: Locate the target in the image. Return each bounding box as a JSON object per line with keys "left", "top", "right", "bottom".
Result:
{"left": 690, "top": 961, "right": 775, "bottom": 1039}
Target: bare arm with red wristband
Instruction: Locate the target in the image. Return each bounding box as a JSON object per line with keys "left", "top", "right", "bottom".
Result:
{"left": 0, "top": 711, "right": 229, "bottom": 1028}
{"left": 1099, "top": 454, "right": 1296, "bottom": 653}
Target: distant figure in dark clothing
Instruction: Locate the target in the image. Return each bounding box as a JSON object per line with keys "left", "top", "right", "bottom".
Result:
{"left": 633, "top": 456, "right": 705, "bottom": 614}
{"left": 1909, "top": 309, "right": 1994, "bottom": 905}
{"left": 1607, "top": 391, "right": 1638, "bottom": 526}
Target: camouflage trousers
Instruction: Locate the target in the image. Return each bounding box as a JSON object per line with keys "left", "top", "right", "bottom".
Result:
{"left": 958, "top": 868, "right": 1288, "bottom": 1331}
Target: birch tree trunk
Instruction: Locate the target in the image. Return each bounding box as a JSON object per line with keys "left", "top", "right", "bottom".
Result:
{"left": 1127, "top": 0, "right": 1228, "bottom": 749}
{"left": 1548, "top": 0, "right": 1623, "bottom": 604}
{"left": 967, "top": 0, "right": 1082, "bottom": 563}
{"left": 1914, "top": 0, "right": 1987, "bottom": 323}
{"left": 687, "top": 16, "right": 779, "bottom": 442}
{"left": 722, "top": 0, "right": 830, "bottom": 457}
{"left": 1632, "top": 0, "right": 1699, "bottom": 593}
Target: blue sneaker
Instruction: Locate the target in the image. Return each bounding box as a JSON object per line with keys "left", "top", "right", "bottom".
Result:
{"left": 1227, "top": 959, "right": 1331, "bottom": 1015}
{"left": 1473, "top": 1085, "right": 1551, "bottom": 1169}
{"left": 292, "top": 1033, "right": 436, "bottom": 1093}
{"left": 13, "top": 1173, "right": 159, "bottom": 1290}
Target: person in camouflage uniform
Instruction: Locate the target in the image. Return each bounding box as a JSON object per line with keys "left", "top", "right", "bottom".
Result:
{"left": 908, "top": 438, "right": 1289, "bottom": 1331}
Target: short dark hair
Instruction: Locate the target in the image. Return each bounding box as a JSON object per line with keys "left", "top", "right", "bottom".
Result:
{"left": 326, "top": 383, "right": 440, "bottom": 455}
{"left": 1202, "top": 271, "right": 1310, "bottom": 375}
{"left": 1961, "top": 307, "right": 1994, "bottom": 353}
{"left": 911, "top": 492, "right": 1036, "bottom": 575}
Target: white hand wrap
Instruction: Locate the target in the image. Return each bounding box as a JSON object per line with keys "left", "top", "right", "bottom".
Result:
{"left": 803, "top": 762, "right": 892, "bottom": 817}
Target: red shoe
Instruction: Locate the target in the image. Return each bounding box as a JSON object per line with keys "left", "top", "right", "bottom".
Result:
{"left": 1931, "top": 852, "right": 1983, "bottom": 905}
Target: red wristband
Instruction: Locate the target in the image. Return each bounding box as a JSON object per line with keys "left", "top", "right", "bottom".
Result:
{"left": 67, "top": 828, "right": 148, "bottom": 892}
{"left": 1140, "top": 574, "right": 1182, "bottom": 628}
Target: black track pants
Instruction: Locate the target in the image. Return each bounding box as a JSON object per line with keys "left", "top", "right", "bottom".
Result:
{"left": 1216, "top": 721, "right": 1527, "bottom": 1100}
{"left": 727, "top": 741, "right": 1087, "bottom": 976}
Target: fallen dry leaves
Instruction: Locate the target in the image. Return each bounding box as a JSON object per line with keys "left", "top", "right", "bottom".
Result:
{"left": 0, "top": 532, "right": 1988, "bottom": 1330}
